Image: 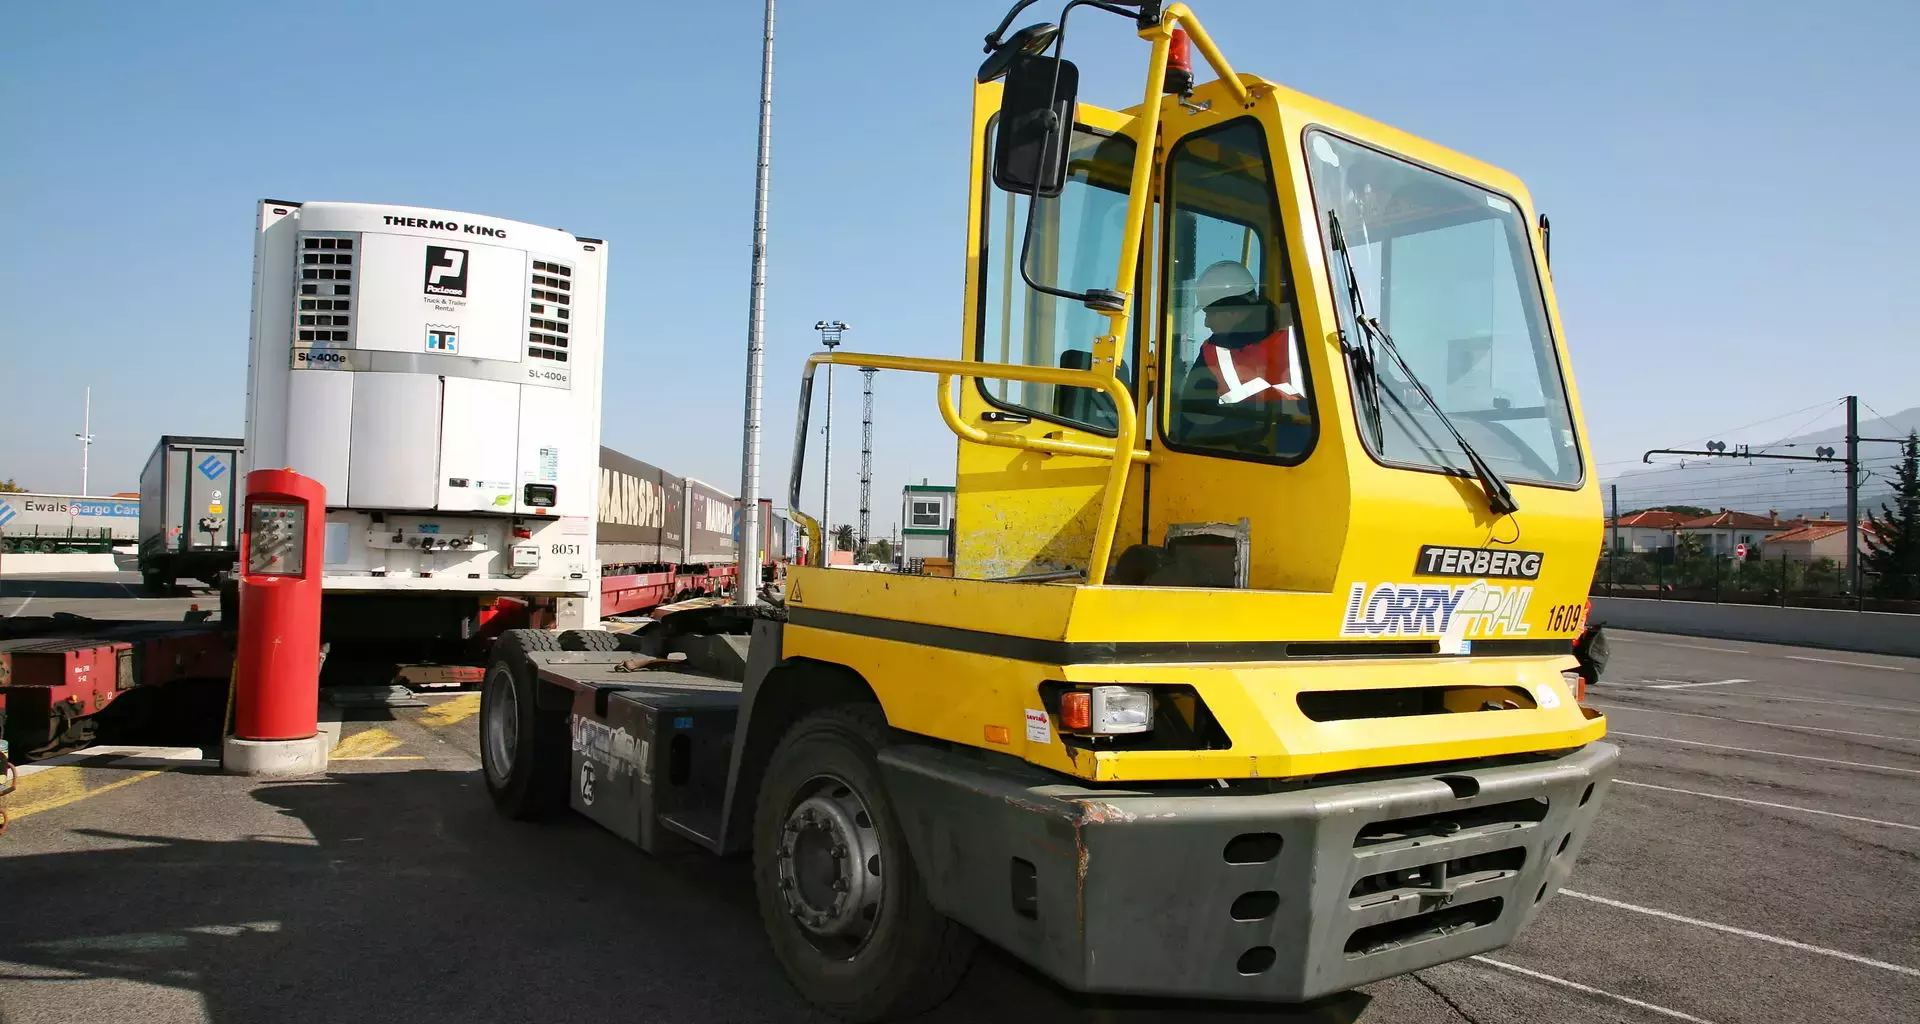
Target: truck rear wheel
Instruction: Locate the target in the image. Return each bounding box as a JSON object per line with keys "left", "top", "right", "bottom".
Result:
{"left": 752, "top": 705, "right": 975, "bottom": 1022}
{"left": 480, "top": 629, "right": 568, "bottom": 819}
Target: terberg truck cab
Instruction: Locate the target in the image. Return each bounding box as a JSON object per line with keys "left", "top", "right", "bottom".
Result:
{"left": 479, "top": 2, "right": 1617, "bottom": 1019}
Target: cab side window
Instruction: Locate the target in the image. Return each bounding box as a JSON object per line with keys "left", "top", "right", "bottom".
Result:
{"left": 977, "top": 128, "right": 1138, "bottom": 433}
{"left": 1161, "top": 119, "right": 1313, "bottom": 462}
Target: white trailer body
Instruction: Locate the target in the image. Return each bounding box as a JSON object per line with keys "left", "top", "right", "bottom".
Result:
{"left": 0, "top": 493, "right": 141, "bottom": 551}
{"left": 244, "top": 201, "right": 606, "bottom": 628}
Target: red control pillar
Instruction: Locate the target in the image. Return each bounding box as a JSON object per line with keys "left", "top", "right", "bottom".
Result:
{"left": 224, "top": 469, "right": 328, "bottom": 774}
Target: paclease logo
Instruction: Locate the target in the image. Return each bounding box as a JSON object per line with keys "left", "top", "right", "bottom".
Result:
{"left": 424, "top": 245, "right": 469, "bottom": 297}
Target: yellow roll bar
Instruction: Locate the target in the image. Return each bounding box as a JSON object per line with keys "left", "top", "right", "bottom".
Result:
{"left": 788, "top": 351, "right": 1139, "bottom": 583}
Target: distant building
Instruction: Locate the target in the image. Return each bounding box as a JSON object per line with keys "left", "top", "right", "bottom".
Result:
{"left": 1678, "top": 510, "right": 1784, "bottom": 557}
{"left": 900, "top": 483, "right": 955, "bottom": 567}
{"left": 1763, "top": 519, "right": 1872, "bottom": 564}
{"left": 1605, "top": 510, "right": 1690, "bottom": 553}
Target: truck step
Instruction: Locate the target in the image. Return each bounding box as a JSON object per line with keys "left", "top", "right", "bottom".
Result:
{"left": 566, "top": 682, "right": 738, "bottom": 855}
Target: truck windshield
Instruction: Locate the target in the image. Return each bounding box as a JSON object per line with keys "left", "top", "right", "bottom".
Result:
{"left": 1305, "top": 131, "right": 1581, "bottom": 487}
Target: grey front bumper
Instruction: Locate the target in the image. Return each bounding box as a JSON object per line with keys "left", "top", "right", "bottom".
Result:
{"left": 881, "top": 741, "right": 1618, "bottom": 1002}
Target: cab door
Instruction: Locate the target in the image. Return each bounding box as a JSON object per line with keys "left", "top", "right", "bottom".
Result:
{"left": 953, "top": 86, "right": 1147, "bottom": 580}
{"left": 1140, "top": 95, "right": 1351, "bottom": 593}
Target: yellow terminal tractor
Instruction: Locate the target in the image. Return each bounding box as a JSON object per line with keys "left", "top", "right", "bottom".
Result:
{"left": 479, "top": 2, "right": 1617, "bottom": 1020}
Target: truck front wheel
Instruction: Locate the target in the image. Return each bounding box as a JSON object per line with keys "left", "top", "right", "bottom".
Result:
{"left": 480, "top": 629, "right": 567, "bottom": 819}
{"left": 752, "top": 705, "right": 975, "bottom": 1022}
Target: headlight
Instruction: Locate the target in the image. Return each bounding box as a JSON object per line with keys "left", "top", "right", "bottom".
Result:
{"left": 1060, "top": 685, "right": 1155, "bottom": 735}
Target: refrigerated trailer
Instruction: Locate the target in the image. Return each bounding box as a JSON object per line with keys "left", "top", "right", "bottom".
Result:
{"left": 137, "top": 436, "right": 243, "bottom": 592}
{"left": 243, "top": 200, "right": 608, "bottom": 634}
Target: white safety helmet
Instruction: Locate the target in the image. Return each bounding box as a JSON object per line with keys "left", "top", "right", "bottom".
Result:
{"left": 1194, "top": 261, "right": 1257, "bottom": 309}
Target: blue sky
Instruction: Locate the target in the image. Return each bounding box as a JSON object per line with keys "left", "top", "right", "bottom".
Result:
{"left": 3, "top": 0, "right": 1916, "bottom": 532}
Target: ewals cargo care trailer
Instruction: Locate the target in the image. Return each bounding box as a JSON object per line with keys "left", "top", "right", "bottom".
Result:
{"left": 0, "top": 493, "right": 139, "bottom": 554}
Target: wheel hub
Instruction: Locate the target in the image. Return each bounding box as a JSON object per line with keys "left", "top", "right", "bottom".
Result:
{"left": 482, "top": 664, "right": 519, "bottom": 786}
{"left": 777, "top": 777, "right": 883, "bottom": 944}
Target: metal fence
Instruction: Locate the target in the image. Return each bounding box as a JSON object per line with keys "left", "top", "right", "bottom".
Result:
{"left": 1591, "top": 549, "right": 1920, "bottom": 614}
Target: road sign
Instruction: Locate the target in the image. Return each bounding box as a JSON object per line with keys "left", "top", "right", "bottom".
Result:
{"left": 1735, "top": 543, "right": 1747, "bottom": 559}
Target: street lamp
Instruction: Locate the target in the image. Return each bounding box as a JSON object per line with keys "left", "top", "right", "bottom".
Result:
{"left": 814, "top": 320, "right": 848, "bottom": 554}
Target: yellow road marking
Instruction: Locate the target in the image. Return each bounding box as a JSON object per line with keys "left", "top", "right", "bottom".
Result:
{"left": 2, "top": 766, "right": 163, "bottom": 822}
{"left": 330, "top": 727, "right": 404, "bottom": 759}
{"left": 417, "top": 692, "right": 481, "bottom": 728}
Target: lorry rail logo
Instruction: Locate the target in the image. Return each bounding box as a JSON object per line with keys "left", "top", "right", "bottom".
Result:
{"left": 1341, "top": 580, "right": 1534, "bottom": 639}
{"left": 424, "top": 246, "right": 469, "bottom": 297}
{"left": 426, "top": 326, "right": 459, "bottom": 353}
{"left": 0, "top": 501, "right": 14, "bottom": 528}
{"left": 198, "top": 456, "right": 227, "bottom": 480}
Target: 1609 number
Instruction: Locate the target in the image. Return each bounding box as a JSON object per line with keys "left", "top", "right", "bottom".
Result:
{"left": 1547, "top": 603, "right": 1587, "bottom": 633}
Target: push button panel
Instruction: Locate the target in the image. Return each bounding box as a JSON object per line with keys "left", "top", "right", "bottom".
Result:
{"left": 248, "top": 502, "right": 308, "bottom": 576}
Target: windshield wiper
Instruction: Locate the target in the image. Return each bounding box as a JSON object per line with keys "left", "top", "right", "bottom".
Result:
{"left": 1327, "top": 211, "right": 1520, "bottom": 518}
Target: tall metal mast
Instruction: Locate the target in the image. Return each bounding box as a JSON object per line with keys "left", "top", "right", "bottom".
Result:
{"left": 858, "top": 367, "right": 877, "bottom": 550}
{"left": 75, "top": 386, "right": 94, "bottom": 496}
{"left": 813, "top": 321, "right": 848, "bottom": 551}
{"left": 734, "top": 0, "right": 776, "bottom": 606}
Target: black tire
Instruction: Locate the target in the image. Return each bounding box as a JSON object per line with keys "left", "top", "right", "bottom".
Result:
{"left": 217, "top": 575, "right": 241, "bottom": 630}
{"left": 141, "top": 570, "right": 170, "bottom": 596}
{"left": 480, "top": 628, "right": 568, "bottom": 819}
{"left": 753, "top": 705, "right": 976, "bottom": 1022}
{"left": 558, "top": 628, "right": 623, "bottom": 652}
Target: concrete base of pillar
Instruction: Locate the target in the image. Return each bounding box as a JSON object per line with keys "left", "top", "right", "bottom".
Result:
{"left": 222, "top": 734, "right": 329, "bottom": 776}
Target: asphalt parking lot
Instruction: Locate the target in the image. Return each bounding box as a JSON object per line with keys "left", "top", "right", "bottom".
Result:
{"left": 0, "top": 571, "right": 213, "bottom": 622}
{"left": 3, "top": 587, "right": 1916, "bottom": 1023}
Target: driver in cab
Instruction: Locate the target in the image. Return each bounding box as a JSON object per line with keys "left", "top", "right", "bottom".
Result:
{"left": 1173, "top": 261, "right": 1308, "bottom": 451}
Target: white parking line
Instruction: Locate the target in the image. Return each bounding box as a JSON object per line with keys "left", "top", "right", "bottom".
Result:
{"left": 1613, "top": 779, "right": 1920, "bottom": 831}
{"left": 1610, "top": 731, "right": 1920, "bottom": 775}
{"left": 1589, "top": 703, "right": 1918, "bottom": 742}
{"left": 1559, "top": 890, "right": 1920, "bottom": 979}
{"left": 4, "top": 590, "right": 35, "bottom": 617}
{"left": 1637, "top": 689, "right": 1920, "bottom": 715}
{"left": 1785, "top": 654, "right": 1908, "bottom": 672}
{"left": 1610, "top": 636, "right": 1751, "bottom": 654}
{"left": 1649, "top": 678, "right": 1750, "bottom": 690}
{"left": 1467, "top": 957, "right": 1719, "bottom": 1024}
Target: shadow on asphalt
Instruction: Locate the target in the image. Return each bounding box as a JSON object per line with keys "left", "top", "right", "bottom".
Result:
{"left": 0, "top": 770, "right": 1375, "bottom": 1023}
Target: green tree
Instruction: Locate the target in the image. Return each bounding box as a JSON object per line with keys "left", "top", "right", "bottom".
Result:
{"left": 1863, "top": 431, "right": 1920, "bottom": 599}
{"left": 861, "top": 538, "right": 895, "bottom": 564}
{"left": 0, "top": 478, "right": 26, "bottom": 493}
{"left": 833, "top": 523, "right": 856, "bottom": 552}
{"left": 1629, "top": 504, "right": 1710, "bottom": 518}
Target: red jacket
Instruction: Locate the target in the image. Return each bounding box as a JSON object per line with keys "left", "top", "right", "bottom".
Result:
{"left": 1201, "top": 329, "right": 1299, "bottom": 404}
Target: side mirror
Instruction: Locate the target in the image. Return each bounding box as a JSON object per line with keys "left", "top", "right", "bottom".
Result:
{"left": 993, "top": 53, "right": 1077, "bottom": 199}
